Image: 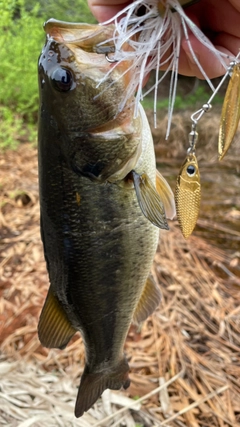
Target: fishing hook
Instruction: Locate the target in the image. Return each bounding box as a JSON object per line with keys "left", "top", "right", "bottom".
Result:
{"left": 105, "top": 53, "right": 119, "bottom": 63}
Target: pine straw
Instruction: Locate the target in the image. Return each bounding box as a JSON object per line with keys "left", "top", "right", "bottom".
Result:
{"left": 0, "top": 111, "right": 240, "bottom": 426}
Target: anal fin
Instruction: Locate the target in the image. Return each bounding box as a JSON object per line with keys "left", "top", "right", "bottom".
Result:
{"left": 38, "top": 285, "right": 77, "bottom": 349}
{"left": 133, "top": 275, "right": 161, "bottom": 324}
{"left": 132, "top": 170, "right": 169, "bottom": 230}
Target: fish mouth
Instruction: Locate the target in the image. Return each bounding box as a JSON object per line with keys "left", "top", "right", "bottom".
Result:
{"left": 44, "top": 19, "right": 116, "bottom": 55}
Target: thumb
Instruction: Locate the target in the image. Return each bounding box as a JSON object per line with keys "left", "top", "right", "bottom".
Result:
{"left": 88, "top": 0, "right": 132, "bottom": 22}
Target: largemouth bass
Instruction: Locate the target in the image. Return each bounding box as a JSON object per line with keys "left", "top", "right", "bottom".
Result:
{"left": 38, "top": 19, "right": 175, "bottom": 417}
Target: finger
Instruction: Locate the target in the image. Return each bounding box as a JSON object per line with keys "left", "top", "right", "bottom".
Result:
{"left": 189, "top": 0, "right": 240, "bottom": 39}
{"left": 228, "top": 0, "right": 240, "bottom": 13}
{"left": 213, "top": 32, "right": 240, "bottom": 57}
{"left": 180, "top": 34, "right": 229, "bottom": 78}
{"left": 88, "top": 0, "right": 131, "bottom": 22}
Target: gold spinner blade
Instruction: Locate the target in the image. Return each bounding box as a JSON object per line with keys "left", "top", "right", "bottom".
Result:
{"left": 219, "top": 63, "right": 240, "bottom": 160}
{"left": 175, "top": 152, "right": 201, "bottom": 239}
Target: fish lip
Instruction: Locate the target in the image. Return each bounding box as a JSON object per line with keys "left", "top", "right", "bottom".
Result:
{"left": 43, "top": 19, "right": 100, "bottom": 40}
{"left": 43, "top": 19, "right": 115, "bottom": 52}
{"left": 44, "top": 18, "right": 89, "bottom": 33}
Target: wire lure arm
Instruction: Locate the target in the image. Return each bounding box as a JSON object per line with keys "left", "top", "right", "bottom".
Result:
{"left": 189, "top": 52, "right": 240, "bottom": 152}
{"left": 175, "top": 51, "right": 240, "bottom": 239}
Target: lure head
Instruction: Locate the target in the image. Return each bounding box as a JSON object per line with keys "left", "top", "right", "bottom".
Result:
{"left": 178, "top": 152, "right": 200, "bottom": 190}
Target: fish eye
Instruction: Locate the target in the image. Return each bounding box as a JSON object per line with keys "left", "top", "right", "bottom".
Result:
{"left": 51, "top": 67, "right": 73, "bottom": 92}
{"left": 186, "top": 164, "right": 196, "bottom": 177}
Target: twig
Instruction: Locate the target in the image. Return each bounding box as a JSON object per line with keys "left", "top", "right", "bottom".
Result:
{"left": 197, "top": 219, "right": 240, "bottom": 238}
{"left": 159, "top": 385, "right": 229, "bottom": 425}
{"left": 93, "top": 369, "right": 185, "bottom": 427}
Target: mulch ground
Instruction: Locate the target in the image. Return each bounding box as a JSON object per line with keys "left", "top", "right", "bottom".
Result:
{"left": 0, "top": 110, "right": 240, "bottom": 427}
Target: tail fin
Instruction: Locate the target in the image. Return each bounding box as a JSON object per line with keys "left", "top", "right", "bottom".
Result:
{"left": 75, "top": 358, "right": 130, "bottom": 418}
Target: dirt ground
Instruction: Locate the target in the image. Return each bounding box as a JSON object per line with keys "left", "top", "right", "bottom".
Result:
{"left": 0, "top": 109, "right": 240, "bottom": 427}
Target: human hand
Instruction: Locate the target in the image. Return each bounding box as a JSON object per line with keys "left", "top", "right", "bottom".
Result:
{"left": 88, "top": 0, "right": 240, "bottom": 78}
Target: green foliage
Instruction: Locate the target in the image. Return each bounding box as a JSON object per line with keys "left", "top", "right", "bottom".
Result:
{"left": 142, "top": 82, "right": 224, "bottom": 111}
{"left": 0, "top": 0, "right": 44, "bottom": 119}
{"left": 0, "top": 0, "right": 95, "bottom": 148}
{"left": 26, "top": 0, "right": 96, "bottom": 23}
{"left": 0, "top": 106, "right": 37, "bottom": 150}
{"left": 0, "top": 0, "right": 95, "bottom": 120}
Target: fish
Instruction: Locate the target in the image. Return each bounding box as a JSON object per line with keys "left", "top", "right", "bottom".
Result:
{"left": 37, "top": 19, "right": 175, "bottom": 418}
{"left": 175, "top": 151, "right": 201, "bottom": 238}
{"left": 218, "top": 63, "right": 240, "bottom": 161}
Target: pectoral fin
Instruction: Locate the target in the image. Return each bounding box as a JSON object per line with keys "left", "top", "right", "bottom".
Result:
{"left": 156, "top": 170, "right": 176, "bottom": 220}
{"left": 132, "top": 171, "right": 169, "bottom": 230}
{"left": 38, "top": 286, "right": 77, "bottom": 349}
{"left": 133, "top": 275, "right": 161, "bottom": 324}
